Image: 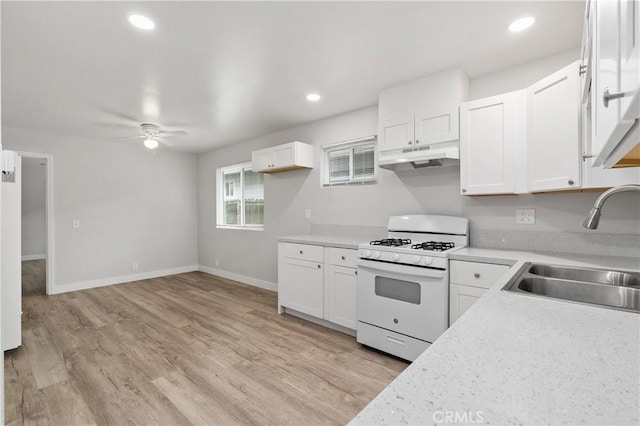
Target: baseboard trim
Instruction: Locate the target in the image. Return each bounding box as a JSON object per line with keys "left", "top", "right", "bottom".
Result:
{"left": 22, "top": 254, "right": 46, "bottom": 261}
{"left": 52, "top": 265, "right": 199, "bottom": 295}
{"left": 197, "top": 265, "right": 278, "bottom": 292}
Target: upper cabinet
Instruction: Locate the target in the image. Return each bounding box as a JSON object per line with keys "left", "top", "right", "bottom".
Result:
{"left": 459, "top": 90, "right": 527, "bottom": 195}
{"left": 590, "top": 0, "right": 640, "bottom": 168}
{"left": 377, "top": 68, "right": 468, "bottom": 166}
{"left": 251, "top": 141, "right": 313, "bottom": 173}
{"left": 527, "top": 61, "right": 582, "bottom": 192}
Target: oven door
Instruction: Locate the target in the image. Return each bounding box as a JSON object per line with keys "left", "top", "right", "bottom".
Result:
{"left": 357, "top": 259, "right": 448, "bottom": 343}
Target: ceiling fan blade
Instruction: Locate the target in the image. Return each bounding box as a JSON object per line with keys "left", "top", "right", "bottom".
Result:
{"left": 115, "top": 135, "right": 145, "bottom": 140}
{"left": 158, "top": 139, "right": 175, "bottom": 147}
{"left": 157, "top": 130, "right": 187, "bottom": 136}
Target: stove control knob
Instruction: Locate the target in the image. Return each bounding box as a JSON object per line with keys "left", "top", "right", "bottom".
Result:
{"left": 411, "top": 255, "right": 421, "bottom": 264}
{"left": 423, "top": 256, "right": 433, "bottom": 265}
{"left": 373, "top": 250, "right": 382, "bottom": 259}
{"left": 361, "top": 250, "right": 372, "bottom": 258}
{"left": 392, "top": 253, "right": 400, "bottom": 261}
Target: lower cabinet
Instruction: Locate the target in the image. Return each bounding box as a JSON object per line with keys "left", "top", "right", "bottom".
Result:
{"left": 278, "top": 242, "right": 357, "bottom": 331}
{"left": 449, "top": 260, "right": 509, "bottom": 325}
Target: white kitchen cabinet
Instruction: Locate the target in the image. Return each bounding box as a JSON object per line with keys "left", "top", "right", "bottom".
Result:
{"left": 325, "top": 264, "right": 357, "bottom": 329}
{"left": 527, "top": 61, "right": 582, "bottom": 192}
{"left": 278, "top": 243, "right": 358, "bottom": 331}
{"left": 378, "top": 107, "right": 459, "bottom": 153}
{"left": 449, "top": 260, "right": 509, "bottom": 325}
{"left": 459, "top": 90, "right": 527, "bottom": 195}
{"left": 251, "top": 141, "right": 313, "bottom": 173}
{"left": 591, "top": 0, "right": 640, "bottom": 168}
{"left": 278, "top": 245, "right": 324, "bottom": 318}
{"left": 582, "top": 100, "right": 640, "bottom": 187}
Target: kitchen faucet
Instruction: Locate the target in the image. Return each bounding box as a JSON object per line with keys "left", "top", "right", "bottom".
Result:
{"left": 583, "top": 184, "right": 640, "bottom": 229}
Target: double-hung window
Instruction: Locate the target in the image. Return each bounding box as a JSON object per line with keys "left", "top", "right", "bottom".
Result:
{"left": 216, "top": 161, "right": 264, "bottom": 230}
{"left": 322, "top": 136, "right": 377, "bottom": 186}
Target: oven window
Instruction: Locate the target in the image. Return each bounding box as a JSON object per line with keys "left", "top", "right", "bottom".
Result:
{"left": 374, "top": 277, "right": 421, "bottom": 304}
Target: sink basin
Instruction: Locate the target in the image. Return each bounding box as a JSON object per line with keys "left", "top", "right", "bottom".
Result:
{"left": 503, "top": 263, "right": 640, "bottom": 313}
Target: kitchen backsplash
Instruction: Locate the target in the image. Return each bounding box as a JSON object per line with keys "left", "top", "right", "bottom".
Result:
{"left": 311, "top": 223, "right": 640, "bottom": 259}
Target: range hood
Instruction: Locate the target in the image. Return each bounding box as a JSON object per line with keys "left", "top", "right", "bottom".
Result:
{"left": 378, "top": 141, "right": 459, "bottom": 170}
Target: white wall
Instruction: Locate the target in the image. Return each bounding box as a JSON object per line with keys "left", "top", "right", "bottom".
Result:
{"left": 198, "top": 49, "right": 640, "bottom": 286}
{"left": 21, "top": 157, "right": 46, "bottom": 258}
{"left": 3, "top": 126, "right": 198, "bottom": 292}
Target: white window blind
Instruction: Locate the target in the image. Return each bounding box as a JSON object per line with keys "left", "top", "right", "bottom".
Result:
{"left": 322, "top": 136, "right": 377, "bottom": 186}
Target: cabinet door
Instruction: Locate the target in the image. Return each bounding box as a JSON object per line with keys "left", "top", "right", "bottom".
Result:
{"left": 449, "top": 284, "right": 487, "bottom": 326}
{"left": 415, "top": 106, "right": 459, "bottom": 146}
{"left": 272, "top": 143, "right": 296, "bottom": 168}
{"left": 619, "top": 0, "right": 639, "bottom": 122}
{"left": 582, "top": 101, "right": 640, "bottom": 187}
{"left": 326, "top": 265, "right": 357, "bottom": 330}
{"left": 278, "top": 257, "right": 324, "bottom": 318}
{"left": 592, "top": 0, "right": 636, "bottom": 166}
{"left": 460, "top": 91, "right": 525, "bottom": 195}
{"left": 527, "top": 61, "right": 581, "bottom": 192}
{"left": 378, "top": 116, "right": 414, "bottom": 152}
{"left": 251, "top": 149, "right": 273, "bottom": 172}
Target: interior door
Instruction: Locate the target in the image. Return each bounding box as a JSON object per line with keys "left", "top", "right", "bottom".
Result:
{"left": 1, "top": 154, "right": 22, "bottom": 350}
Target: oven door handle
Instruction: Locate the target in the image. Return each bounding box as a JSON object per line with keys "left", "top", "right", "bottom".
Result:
{"left": 357, "top": 259, "right": 445, "bottom": 279}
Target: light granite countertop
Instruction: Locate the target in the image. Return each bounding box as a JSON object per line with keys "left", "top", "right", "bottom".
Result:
{"left": 351, "top": 248, "right": 640, "bottom": 426}
{"left": 278, "top": 234, "right": 367, "bottom": 249}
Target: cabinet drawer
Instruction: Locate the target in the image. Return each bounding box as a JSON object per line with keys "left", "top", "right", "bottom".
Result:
{"left": 328, "top": 248, "right": 358, "bottom": 268}
{"left": 450, "top": 260, "right": 509, "bottom": 289}
{"left": 281, "top": 243, "right": 324, "bottom": 263}
{"left": 357, "top": 321, "right": 430, "bottom": 362}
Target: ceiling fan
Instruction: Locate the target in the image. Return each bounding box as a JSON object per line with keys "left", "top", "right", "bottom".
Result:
{"left": 116, "top": 123, "right": 187, "bottom": 149}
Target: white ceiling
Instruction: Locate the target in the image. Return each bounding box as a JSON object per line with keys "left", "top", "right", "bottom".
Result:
{"left": 2, "top": 1, "right": 584, "bottom": 153}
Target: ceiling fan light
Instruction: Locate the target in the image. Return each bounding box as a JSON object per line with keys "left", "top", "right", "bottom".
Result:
{"left": 144, "top": 137, "right": 159, "bottom": 149}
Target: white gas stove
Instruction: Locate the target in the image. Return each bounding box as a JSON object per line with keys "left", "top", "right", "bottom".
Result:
{"left": 356, "top": 215, "right": 469, "bottom": 361}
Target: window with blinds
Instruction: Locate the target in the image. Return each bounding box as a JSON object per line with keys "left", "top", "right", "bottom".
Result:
{"left": 322, "top": 136, "right": 377, "bottom": 186}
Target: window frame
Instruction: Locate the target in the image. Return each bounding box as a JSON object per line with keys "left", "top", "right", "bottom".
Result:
{"left": 216, "top": 161, "right": 264, "bottom": 231}
{"left": 321, "top": 136, "right": 377, "bottom": 187}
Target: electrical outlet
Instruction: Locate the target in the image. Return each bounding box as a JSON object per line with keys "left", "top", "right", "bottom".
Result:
{"left": 305, "top": 209, "right": 311, "bottom": 219}
{"left": 132, "top": 262, "right": 139, "bottom": 271}
{"left": 516, "top": 208, "right": 536, "bottom": 225}
{"left": 215, "top": 259, "right": 219, "bottom": 267}
{"left": 72, "top": 219, "right": 80, "bottom": 229}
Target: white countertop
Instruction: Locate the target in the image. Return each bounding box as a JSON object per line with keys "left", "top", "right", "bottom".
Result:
{"left": 278, "top": 234, "right": 366, "bottom": 249}
{"left": 351, "top": 248, "right": 640, "bottom": 426}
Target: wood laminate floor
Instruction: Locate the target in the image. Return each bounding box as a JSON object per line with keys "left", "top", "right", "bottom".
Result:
{"left": 5, "top": 261, "right": 408, "bottom": 425}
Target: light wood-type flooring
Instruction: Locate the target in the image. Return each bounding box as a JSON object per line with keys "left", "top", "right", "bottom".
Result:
{"left": 5, "top": 260, "right": 408, "bottom": 425}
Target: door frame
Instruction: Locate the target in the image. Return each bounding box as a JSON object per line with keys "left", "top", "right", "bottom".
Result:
{"left": 16, "top": 151, "right": 55, "bottom": 295}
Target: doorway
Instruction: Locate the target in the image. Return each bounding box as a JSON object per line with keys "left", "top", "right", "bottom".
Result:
{"left": 17, "top": 152, "right": 54, "bottom": 295}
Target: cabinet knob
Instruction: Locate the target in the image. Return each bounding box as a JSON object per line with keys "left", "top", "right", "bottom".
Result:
{"left": 408, "top": 140, "right": 413, "bottom": 145}
{"left": 603, "top": 88, "right": 625, "bottom": 108}
{"left": 462, "top": 188, "right": 467, "bottom": 193}
{"left": 568, "top": 179, "right": 575, "bottom": 185}
{"left": 355, "top": 270, "right": 358, "bottom": 275}
{"left": 341, "top": 255, "right": 346, "bottom": 260}
{"left": 299, "top": 250, "right": 303, "bottom": 254}
{"left": 415, "top": 139, "right": 420, "bottom": 144}
{"left": 317, "top": 264, "right": 321, "bottom": 269}
{"left": 474, "top": 273, "right": 480, "bottom": 278}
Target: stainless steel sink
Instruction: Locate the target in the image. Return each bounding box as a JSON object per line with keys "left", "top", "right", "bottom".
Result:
{"left": 502, "top": 263, "right": 640, "bottom": 313}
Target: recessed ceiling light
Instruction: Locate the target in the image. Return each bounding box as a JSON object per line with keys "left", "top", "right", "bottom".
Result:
{"left": 306, "top": 93, "right": 321, "bottom": 102}
{"left": 129, "top": 15, "right": 155, "bottom": 30}
{"left": 509, "top": 16, "right": 535, "bottom": 32}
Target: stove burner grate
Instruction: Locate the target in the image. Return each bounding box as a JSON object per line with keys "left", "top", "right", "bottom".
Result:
{"left": 411, "top": 241, "right": 455, "bottom": 252}
{"left": 370, "top": 238, "right": 411, "bottom": 247}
